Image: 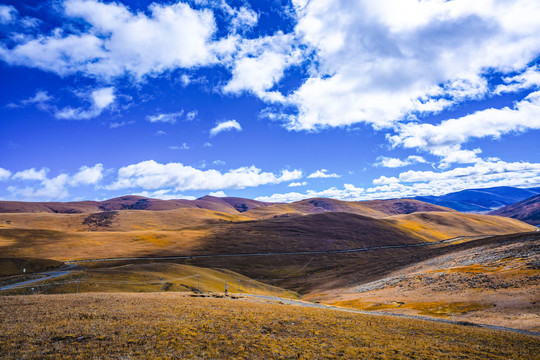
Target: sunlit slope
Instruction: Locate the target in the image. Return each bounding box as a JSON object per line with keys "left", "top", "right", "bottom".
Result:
{"left": 244, "top": 197, "right": 454, "bottom": 219}
{"left": 386, "top": 211, "right": 535, "bottom": 241}
{"left": 4, "top": 262, "right": 298, "bottom": 298}
{"left": 2, "top": 293, "right": 537, "bottom": 359}
{"left": 0, "top": 207, "right": 252, "bottom": 232}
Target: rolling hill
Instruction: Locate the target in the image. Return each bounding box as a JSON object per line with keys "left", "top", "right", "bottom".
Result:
{"left": 414, "top": 186, "right": 540, "bottom": 213}
{"left": 489, "top": 193, "right": 540, "bottom": 225}
{"left": 0, "top": 195, "right": 273, "bottom": 215}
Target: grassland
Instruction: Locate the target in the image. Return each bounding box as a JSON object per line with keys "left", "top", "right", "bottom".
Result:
{"left": 1, "top": 293, "right": 538, "bottom": 359}
{"left": 320, "top": 232, "right": 540, "bottom": 331}
{"left": 2, "top": 262, "right": 298, "bottom": 299}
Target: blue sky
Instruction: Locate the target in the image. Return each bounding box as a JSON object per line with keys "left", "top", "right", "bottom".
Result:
{"left": 1, "top": 0, "right": 540, "bottom": 202}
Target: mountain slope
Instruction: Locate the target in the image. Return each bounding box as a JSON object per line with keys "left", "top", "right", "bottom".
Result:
{"left": 489, "top": 193, "right": 540, "bottom": 225}
{"left": 414, "top": 186, "right": 540, "bottom": 213}
{"left": 0, "top": 195, "right": 273, "bottom": 215}
{"left": 243, "top": 198, "right": 454, "bottom": 219}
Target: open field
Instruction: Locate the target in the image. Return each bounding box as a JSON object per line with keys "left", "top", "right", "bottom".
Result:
{"left": 1, "top": 292, "right": 538, "bottom": 359}
{"left": 1, "top": 262, "right": 298, "bottom": 299}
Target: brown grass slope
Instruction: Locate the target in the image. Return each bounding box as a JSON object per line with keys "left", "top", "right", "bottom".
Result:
{"left": 2, "top": 293, "right": 538, "bottom": 359}
{"left": 321, "top": 232, "right": 540, "bottom": 331}
{"left": 244, "top": 197, "right": 455, "bottom": 219}
{"left": 0, "top": 195, "right": 273, "bottom": 215}
{"left": 387, "top": 211, "right": 535, "bottom": 241}
{"left": 490, "top": 193, "right": 540, "bottom": 225}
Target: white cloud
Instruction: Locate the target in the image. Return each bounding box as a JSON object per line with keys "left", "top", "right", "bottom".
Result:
{"left": 208, "top": 190, "right": 227, "bottom": 197}
{"left": 495, "top": 66, "right": 540, "bottom": 95}
{"left": 288, "top": 181, "right": 307, "bottom": 187}
{"left": 13, "top": 168, "right": 48, "bottom": 181}
{"left": 268, "top": 0, "right": 540, "bottom": 131}
{"left": 0, "top": 0, "right": 225, "bottom": 79}
{"left": 307, "top": 169, "right": 340, "bottom": 178}
{"left": 55, "top": 86, "right": 116, "bottom": 120}
{"left": 224, "top": 33, "right": 301, "bottom": 102}
{"left": 147, "top": 111, "right": 184, "bottom": 124}
{"left": 107, "top": 160, "right": 302, "bottom": 191}
{"left": 0, "top": 168, "right": 11, "bottom": 181}
{"left": 203, "top": 142, "right": 212, "bottom": 147}
{"left": 154, "top": 130, "right": 167, "bottom": 136}
{"left": 209, "top": 119, "right": 242, "bottom": 136}
{"left": 389, "top": 91, "right": 540, "bottom": 166}
{"left": 376, "top": 155, "right": 426, "bottom": 168}
{"left": 110, "top": 120, "right": 134, "bottom": 128}
{"left": 132, "top": 189, "right": 196, "bottom": 200}
{"left": 258, "top": 159, "right": 540, "bottom": 203}
{"left": 186, "top": 110, "right": 198, "bottom": 121}
{"left": 0, "top": 5, "right": 17, "bottom": 24}
{"left": 7, "top": 163, "right": 104, "bottom": 200}
{"left": 91, "top": 87, "right": 115, "bottom": 109}
{"left": 70, "top": 164, "right": 103, "bottom": 186}
{"left": 169, "top": 143, "right": 190, "bottom": 150}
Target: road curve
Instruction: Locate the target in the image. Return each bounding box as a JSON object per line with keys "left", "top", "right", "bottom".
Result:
{"left": 0, "top": 265, "right": 76, "bottom": 292}
{"left": 240, "top": 294, "right": 540, "bottom": 338}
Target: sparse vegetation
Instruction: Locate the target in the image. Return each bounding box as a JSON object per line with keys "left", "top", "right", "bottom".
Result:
{"left": 1, "top": 293, "right": 538, "bottom": 359}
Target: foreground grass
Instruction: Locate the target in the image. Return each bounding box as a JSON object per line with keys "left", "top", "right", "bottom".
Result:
{"left": 1, "top": 293, "right": 538, "bottom": 359}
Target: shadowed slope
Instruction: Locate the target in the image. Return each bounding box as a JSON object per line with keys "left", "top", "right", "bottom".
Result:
{"left": 489, "top": 194, "right": 540, "bottom": 225}
{"left": 243, "top": 198, "right": 454, "bottom": 219}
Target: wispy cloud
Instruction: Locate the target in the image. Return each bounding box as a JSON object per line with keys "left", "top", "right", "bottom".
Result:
{"left": 210, "top": 119, "right": 242, "bottom": 137}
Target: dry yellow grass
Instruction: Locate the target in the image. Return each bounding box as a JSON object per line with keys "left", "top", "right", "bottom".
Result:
{"left": 387, "top": 211, "right": 534, "bottom": 241}
{"left": 3, "top": 262, "right": 298, "bottom": 299}
{"left": 0, "top": 293, "right": 538, "bottom": 359}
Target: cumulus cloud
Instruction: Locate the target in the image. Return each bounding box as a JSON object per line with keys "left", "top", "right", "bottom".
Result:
{"left": 147, "top": 111, "right": 184, "bottom": 124}
{"left": 55, "top": 87, "right": 115, "bottom": 120}
{"left": 307, "top": 169, "right": 340, "bottom": 178}
{"left": 223, "top": 33, "right": 301, "bottom": 102}
{"left": 13, "top": 168, "right": 48, "bottom": 181}
{"left": 107, "top": 160, "right": 302, "bottom": 191}
{"left": 209, "top": 119, "right": 242, "bottom": 136}
{"left": 0, "top": 0, "right": 226, "bottom": 79}
{"left": 495, "top": 66, "right": 540, "bottom": 95}
{"left": 0, "top": 5, "right": 16, "bottom": 24}
{"left": 7, "top": 164, "right": 104, "bottom": 200}
{"left": 389, "top": 91, "right": 540, "bottom": 166}
{"left": 70, "top": 164, "right": 104, "bottom": 186}
{"left": 376, "top": 155, "right": 426, "bottom": 168}
{"left": 256, "top": 0, "right": 540, "bottom": 131}
{"left": 257, "top": 159, "right": 540, "bottom": 203}
{"left": 0, "top": 168, "right": 11, "bottom": 181}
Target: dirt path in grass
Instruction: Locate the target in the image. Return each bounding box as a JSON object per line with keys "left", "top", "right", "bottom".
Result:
{"left": 241, "top": 294, "right": 540, "bottom": 338}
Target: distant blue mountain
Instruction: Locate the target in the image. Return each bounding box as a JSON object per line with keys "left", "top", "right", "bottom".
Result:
{"left": 413, "top": 186, "right": 540, "bottom": 213}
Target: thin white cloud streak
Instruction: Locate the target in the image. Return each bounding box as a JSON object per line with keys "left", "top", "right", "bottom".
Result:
{"left": 209, "top": 119, "right": 242, "bottom": 137}
{"left": 147, "top": 111, "right": 184, "bottom": 124}
{"left": 108, "top": 160, "right": 302, "bottom": 191}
